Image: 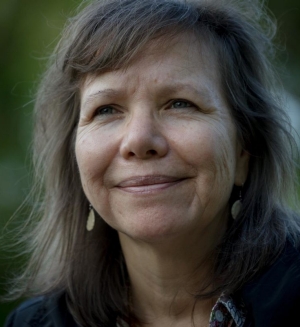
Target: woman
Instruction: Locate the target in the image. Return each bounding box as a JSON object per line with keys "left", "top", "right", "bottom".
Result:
{"left": 4, "top": 0, "right": 300, "bottom": 326}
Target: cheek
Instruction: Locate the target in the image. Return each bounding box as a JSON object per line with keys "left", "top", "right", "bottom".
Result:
{"left": 173, "top": 122, "right": 236, "bottom": 173}
{"left": 178, "top": 123, "right": 237, "bottom": 191}
{"left": 207, "top": 130, "right": 237, "bottom": 200}
{"left": 75, "top": 128, "right": 114, "bottom": 193}
{"left": 216, "top": 138, "right": 237, "bottom": 181}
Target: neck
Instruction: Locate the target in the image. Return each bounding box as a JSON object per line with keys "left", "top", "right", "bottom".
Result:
{"left": 119, "top": 227, "right": 223, "bottom": 326}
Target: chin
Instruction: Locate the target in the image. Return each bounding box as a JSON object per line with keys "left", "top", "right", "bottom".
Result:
{"left": 117, "top": 220, "right": 184, "bottom": 244}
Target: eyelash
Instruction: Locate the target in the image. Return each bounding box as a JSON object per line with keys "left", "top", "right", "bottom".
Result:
{"left": 169, "top": 99, "right": 194, "bottom": 109}
{"left": 93, "top": 99, "right": 196, "bottom": 117}
{"left": 95, "top": 105, "right": 119, "bottom": 116}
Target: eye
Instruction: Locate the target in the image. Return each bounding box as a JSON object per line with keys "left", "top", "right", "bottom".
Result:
{"left": 95, "top": 106, "right": 118, "bottom": 115}
{"left": 170, "top": 100, "right": 193, "bottom": 109}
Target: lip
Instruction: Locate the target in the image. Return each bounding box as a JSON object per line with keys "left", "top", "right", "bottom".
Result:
{"left": 116, "top": 175, "right": 187, "bottom": 194}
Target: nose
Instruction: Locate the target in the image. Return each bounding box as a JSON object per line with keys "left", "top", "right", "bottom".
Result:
{"left": 120, "top": 111, "right": 168, "bottom": 160}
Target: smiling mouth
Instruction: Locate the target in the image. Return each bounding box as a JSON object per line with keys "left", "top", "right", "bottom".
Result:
{"left": 116, "top": 175, "right": 187, "bottom": 194}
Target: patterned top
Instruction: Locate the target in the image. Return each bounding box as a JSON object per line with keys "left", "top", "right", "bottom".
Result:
{"left": 209, "top": 295, "right": 246, "bottom": 327}
{"left": 117, "top": 294, "right": 246, "bottom": 327}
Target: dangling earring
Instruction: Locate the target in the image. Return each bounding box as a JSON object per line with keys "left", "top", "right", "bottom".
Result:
{"left": 231, "top": 187, "right": 243, "bottom": 220}
{"left": 86, "top": 204, "right": 95, "bottom": 231}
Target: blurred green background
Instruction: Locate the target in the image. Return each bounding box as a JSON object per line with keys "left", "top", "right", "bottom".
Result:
{"left": 0, "top": 0, "right": 300, "bottom": 325}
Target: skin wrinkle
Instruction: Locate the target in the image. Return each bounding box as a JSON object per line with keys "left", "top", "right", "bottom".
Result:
{"left": 75, "top": 32, "right": 248, "bottom": 243}
{"left": 79, "top": 34, "right": 220, "bottom": 119}
{"left": 81, "top": 83, "right": 217, "bottom": 117}
{"left": 75, "top": 32, "right": 249, "bottom": 325}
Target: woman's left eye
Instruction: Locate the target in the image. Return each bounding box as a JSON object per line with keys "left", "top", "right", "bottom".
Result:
{"left": 170, "top": 100, "right": 193, "bottom": 109}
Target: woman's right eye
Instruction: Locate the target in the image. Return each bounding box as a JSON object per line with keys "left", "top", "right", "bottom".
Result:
{"left": 95, "top": 106, "right": 117, "bottom": 115}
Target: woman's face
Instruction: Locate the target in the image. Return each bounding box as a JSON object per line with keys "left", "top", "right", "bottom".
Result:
{"left": 76, "top": 33, "right": 249, "bottom": 243}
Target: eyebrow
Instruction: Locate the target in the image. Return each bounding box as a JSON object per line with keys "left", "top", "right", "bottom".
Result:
{"left": 81, "top": 83, "right": 216, "bottom": 109}
{"left": 159, "top": 83, "right": 213, "bottom": 102}
{"left": 82, "top": 88, "right": 120, "bottom": 108}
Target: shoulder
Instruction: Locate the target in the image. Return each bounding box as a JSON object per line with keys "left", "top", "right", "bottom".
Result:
{"left": 4, "top": 296, "right": 48, "bottom": 327}
{"left": 4, "top": 293, "right": 78, "bottom": 327}
{"left": 241, "top": 240, "right": 300, "bottom": 326}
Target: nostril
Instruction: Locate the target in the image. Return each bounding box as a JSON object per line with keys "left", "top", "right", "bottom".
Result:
{"left": 126, "top": 149, "right": 158, "bottom": 158}
{"left": 128, "top": 151, "right": 135, "bottom": 157}
{"left": 120, "top": 130, "right": 168, "bottom": 159}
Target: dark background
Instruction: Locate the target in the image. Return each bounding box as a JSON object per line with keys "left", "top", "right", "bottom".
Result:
{"left": 1, "top": 0, "right": 300, "bottom": 325}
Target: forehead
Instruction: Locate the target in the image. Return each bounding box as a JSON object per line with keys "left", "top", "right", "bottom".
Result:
{"left": 80, "top": 32, "right": 226, "bottom": 115}
{"left": 82, "top": 32, "right": 221, "bottom": 90}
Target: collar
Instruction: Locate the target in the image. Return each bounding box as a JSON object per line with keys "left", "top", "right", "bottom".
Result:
{"left": 209, "top": 294, "right": 246, "bottom": 327}
{"left": 118, "top": 294, "right": 246, "bottom": 327}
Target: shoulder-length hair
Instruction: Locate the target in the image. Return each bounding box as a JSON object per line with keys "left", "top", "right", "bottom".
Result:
{"left": 8, "top": 0, "right": 300, "bottom": 326}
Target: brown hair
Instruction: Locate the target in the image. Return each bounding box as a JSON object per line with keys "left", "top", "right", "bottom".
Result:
{"left": 7, "top": 0, "right": 300, "bottom": 326}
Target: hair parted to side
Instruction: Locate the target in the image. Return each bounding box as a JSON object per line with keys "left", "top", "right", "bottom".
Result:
{"left": 6, "top": 0, "right": 300, "bottom": 326}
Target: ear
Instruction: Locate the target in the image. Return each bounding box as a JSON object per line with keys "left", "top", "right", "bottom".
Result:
{"left": 234, "top": 145, "right": 250, "bottom": 186}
